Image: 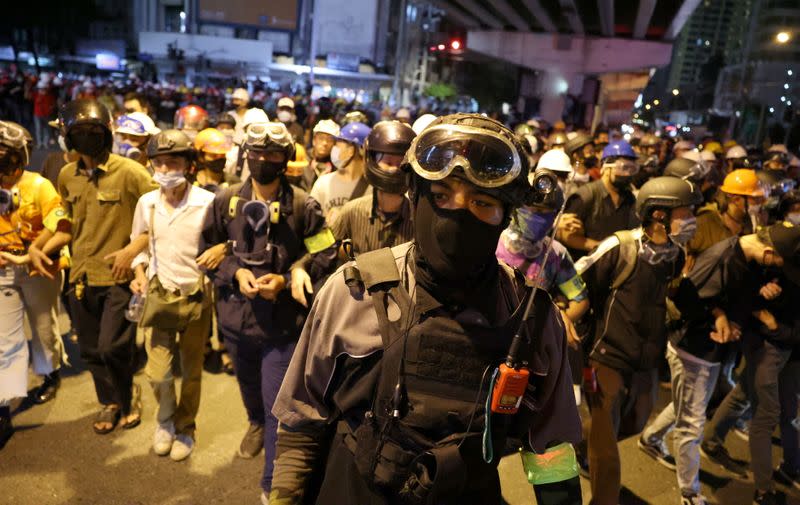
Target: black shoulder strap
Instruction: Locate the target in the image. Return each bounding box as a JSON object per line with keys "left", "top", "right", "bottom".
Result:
{"left": 355, "top": 247, "right": 401, "bottom": 292}
{"left": 349, "top": 175, "right": 370, "bottom": 201}
{"left": 287, "top": 184, "right": 308, "bottom": 237}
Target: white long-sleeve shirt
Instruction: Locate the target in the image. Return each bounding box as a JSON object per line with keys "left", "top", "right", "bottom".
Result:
{"left": 131, "top": 185, "right": 215, "bottom": 295}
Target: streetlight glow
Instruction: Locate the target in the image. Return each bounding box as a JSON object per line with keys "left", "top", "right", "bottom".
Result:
{"left": 653, "top": 99, "right": 660, "bottom": 105}
{"left": 672, "top": 89, "right": 680, "bottom": 96}
{"left": 789, "top": 70, "right": 794, "bottom": 76}
{"left": 776, "top": 31, "right": 791, "bottom": 44}
{"left": 785, "top": 83, "right": 790, "bottom": 89}
{"left": 770, "top": 107, "right": 775, "bottom": 113}
{"left": 645, "top": 104, "right": 651, "bottom": 110}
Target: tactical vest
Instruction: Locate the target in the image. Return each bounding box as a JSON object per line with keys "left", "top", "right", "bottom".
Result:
{"left": 341, "top": 248, "right": 541, "bottom": 505}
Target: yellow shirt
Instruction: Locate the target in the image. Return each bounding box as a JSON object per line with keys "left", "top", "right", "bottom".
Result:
{"left": 0, "top": 171, "right": 69, "bottom": 253}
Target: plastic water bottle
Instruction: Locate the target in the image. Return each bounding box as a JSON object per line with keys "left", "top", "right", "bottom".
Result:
{"left": 125, "top": 293, "right": 146, "bottom": 322}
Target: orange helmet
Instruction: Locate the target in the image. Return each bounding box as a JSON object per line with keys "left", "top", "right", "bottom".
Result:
{"left": 174, "top": 105, "right": 209, "bottom": 131}
{"left": 194, "top": 128, "right": 231, "bottom": 155}
{"left": 720, "top": 169, "right": 765, "bottom": 197}
{"left": 287, "top": 143, "right": 309, "bottom": 173}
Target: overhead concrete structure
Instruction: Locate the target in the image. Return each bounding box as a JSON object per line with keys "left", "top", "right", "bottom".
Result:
{"left": 430, "top": 0, "right": 702, "bottom": 123}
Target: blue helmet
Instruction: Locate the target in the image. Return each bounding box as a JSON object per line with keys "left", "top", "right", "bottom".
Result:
{"left": 602, "top": 140, "right": 636, "bottom": 161}
{"left": 337, "top": 122, "right": 371, "bottom": 147}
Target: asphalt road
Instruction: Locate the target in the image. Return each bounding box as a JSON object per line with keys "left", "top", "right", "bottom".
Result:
{"left": 1, "top": 325, "right": 797, "bottom": 505}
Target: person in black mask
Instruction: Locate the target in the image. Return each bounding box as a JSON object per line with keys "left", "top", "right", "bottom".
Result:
{"left": 200, "top": 121, "right": 337, "bottom": 504}
{"left": 193, "top": 127, "right": 238, "bottom": 193}
{"left": 56, "top": 98, "right": 157, "bottom": 434}
{"left": 269, "top": 114, "right": 582, "bottom": 505}
{"left": 558, "top": 139, "right": 641, "bottom": 259}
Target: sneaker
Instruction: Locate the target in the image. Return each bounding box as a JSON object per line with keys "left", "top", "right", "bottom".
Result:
{"left": 638, "top": 435, "right": 677, "bottom": 470}
{"left": 776, "top": 463, "right": 800, "bottom": 491}
{"left": 753, "top": 490, "right": 784, "bottom": 505}
{"left": 681, "top": 493, "right": 709, "bottom": 505}
{"left": 700, "top": 443, "right": 748, "bottom": 478}
{"left": 238, "top": 422, "right": 264, "bottom": 459}
{"left": 170, "top": 433, "right": 194, "bottom": 461}
{"left": 153, "top": 421, "right": 175, "bottom": 456}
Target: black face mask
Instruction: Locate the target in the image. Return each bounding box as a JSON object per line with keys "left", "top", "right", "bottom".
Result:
{"left": 286, "top": 174, "right": 303, "bottom": 187}
{"left": 611, "top": 174, "right": 633, "bottom": 191}
{"left": 413, "top": 191, "right": 504, "bottom": 282}
{"left": 249, "top": 160, "right": 285, "bottom": 185}
{"left": 68, "top": 131, "right": 108, "bottom": 158}
{"left": 583, "top": 155, "right": 598, "bottom": 169}
{"left": 201, "top": 158, "right": 226, "bottom": 173}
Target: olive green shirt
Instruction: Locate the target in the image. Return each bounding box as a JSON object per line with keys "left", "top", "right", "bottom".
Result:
{"left": 57, "top": 153, "right": 157, "bottom": 286}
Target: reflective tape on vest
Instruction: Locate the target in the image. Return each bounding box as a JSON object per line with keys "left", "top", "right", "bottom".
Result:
{"left": 304, "top": 228, "right": 336, "bottom": 254}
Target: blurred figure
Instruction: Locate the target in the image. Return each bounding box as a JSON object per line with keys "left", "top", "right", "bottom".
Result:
{"left": 32, "top": 78, "right": 56, "bottom": 148}
{"left": 174, "top": 104, "right": 209, "bottom": 142}
{"left": 300, "top": 119, "right": 340, "bottom": 192}
{"left": 123, "top": 92, "right": 152, "bottom": 117}
{"left": 564, "top": 132, "right": 597, "bottom": 184}
{"left": 276, "top": 97, "right": 304, "bottom": 143}
{"left": 228, "top": 88, "right": 250, "bottom": 141}
{"left": 394, "top": 107, "right": 411, "bottom": 124}
{"left": 194, "top": 128, "right": 237, "bottom": 192}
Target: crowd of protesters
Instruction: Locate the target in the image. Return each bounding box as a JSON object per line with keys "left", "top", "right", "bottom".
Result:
{"left": 0, "top": 72, "right": 798, "bottom": 505}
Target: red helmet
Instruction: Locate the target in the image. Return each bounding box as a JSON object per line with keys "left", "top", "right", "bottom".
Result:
{"left": 174, "top": 105, "right": 209, "bottom": 131}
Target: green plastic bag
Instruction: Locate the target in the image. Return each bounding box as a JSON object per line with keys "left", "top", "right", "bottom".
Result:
{"left": 520, "top": 442, "right": 579, "bottom": 485}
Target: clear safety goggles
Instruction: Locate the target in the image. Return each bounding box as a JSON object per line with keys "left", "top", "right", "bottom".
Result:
{"left": 406, "top": 124, "right": 522, "bottom": 188}
{"left": 604, "top": 158, "right": 639, "bottom": 176}
{"left": 683, "top": 160, "right": 712, "bottom": 181}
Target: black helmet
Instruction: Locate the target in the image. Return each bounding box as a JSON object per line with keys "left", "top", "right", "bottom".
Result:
{"left": 564, "top": 132, "right": 593, "bottom": 157}
{"left": 214, "top": 113, "right": 237, "bottom": 128}
{"left": 146, "top": 129, "right": 195, "bottom": 159}
{"left": 0, "top": 121, "right": 31, "bottom": 171}
{"left": 243, "top": 121, "right": 295, "bottom": 160}
{"left": 364, "top": 120, "right": 416, "bottom": 194}
{"left": 404, "top": 113, "right": 531, "bottom": 207}
{"left": 342, "top": 110, "right": 369, "bottom": 126}
{"left": 663, "top": 157, "right": 709, "bottom": 183}
{"left": 59, "top": 98, "right": 113, "bottom": 153}
{"left": 636, "top": 176, "right": 702, "bottom": 221}
{"left": 779, "top": 189, "right": 800, "bottom": 219}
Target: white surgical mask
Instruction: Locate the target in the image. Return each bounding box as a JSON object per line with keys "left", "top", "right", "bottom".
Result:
{"left": 153, "top": 171, "right": 186, "bottom": 189}
{"left": 330, "top": 145, "right": 352, "bottom": 170}
{"left": 277, "top": 110, "right": 293, "bottom": 123}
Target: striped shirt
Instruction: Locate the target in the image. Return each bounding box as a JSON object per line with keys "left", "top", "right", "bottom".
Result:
{"left": 331, "top": 193, "right": 414, "bottom": 255}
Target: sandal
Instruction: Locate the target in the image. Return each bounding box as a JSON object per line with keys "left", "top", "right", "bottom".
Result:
{"left": 121, "top": 384, "right": 142, "bottom": 430}
{"left": 93, "top": 405, "right": 121, "bottom": 435}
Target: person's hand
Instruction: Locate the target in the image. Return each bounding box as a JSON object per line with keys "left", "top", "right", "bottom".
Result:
{"left": 557, "top": 213, "right": 584, "bottom": 236}
{"left": 129, "top": 271, "right": 148, "bottom": 295}
{"left": 710, "top": 312, "right": 740, "bottom": 343}
{"left": 196, "top": 243, "right": 227, "bottom": 270}
{"left": 560, "top": 309, "right": 580, "bottom": 350}
{"left": 0, "top": 251, "right": 30, "bottom": 266}
{"left": 235, "top": 268, "right": 260, "bottom": 299}
{"left": 290, "top": 268, "right": 314, "bottom": 307}
{"left": 104, "top": 245, "right": 136, "bottom": 281}
{"left": 759, "top": 279, "right": 782, "bottom": 300}
{"left": 754, "top": 309, "right": 778, "bottom": 331}
{"left": 256, "top": 273, "right": 287, "bottom": 301}
{"left": 28, "top": 245, "right": 55, "bottom": 279}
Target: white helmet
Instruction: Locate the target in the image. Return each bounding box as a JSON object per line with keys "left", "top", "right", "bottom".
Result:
{"left": 536, "top": 149, "right": 573, "bottom": 174}
{"left": 680, "top": 149, "right": 704, "bottom": 163}
{"left": 242, "top": 108, "right": 269, "bottom": 131}
{"left": 768, "top": 143, "right": 789, "bottom": 154}
{"left": 700, "top": 149, "right": 717, "bottom": 162}
{"left": 116, "top": 112, "right": 160, "bottom": 136}
{"left": 725, "top": 145, "right": 747, "bottom": 159}
{"left": 673, "top": 140, "right": 695, "bottom": 152}
{"left": 412, "top": 114, "right": 437, "bottom": 135}
{"left": 312, "top": 119, "right": 340, "bottom": 137}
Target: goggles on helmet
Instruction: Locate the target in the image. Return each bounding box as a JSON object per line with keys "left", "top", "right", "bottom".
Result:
{"left": 407, "top": 124, "right": 522, "bottom": 189}
{"left": 245, "top": 123, "right": 292, "bottom": 150}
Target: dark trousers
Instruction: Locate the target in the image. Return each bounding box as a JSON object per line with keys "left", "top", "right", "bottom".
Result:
{"left": 225, "top": 333, "right": 296, "bottom": 493}
{"left": 69, "top": 284, "right": 136, "bottom": 414}
{"left": 586, "top": 361, "right": 657, "bottom": 505}
{"left": 747, "top": 341, "right": 796, "bottom": 490}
